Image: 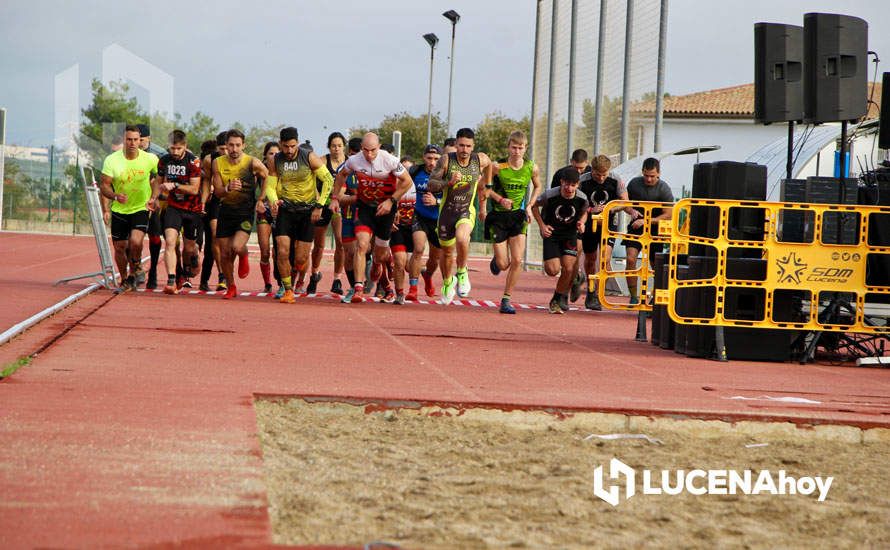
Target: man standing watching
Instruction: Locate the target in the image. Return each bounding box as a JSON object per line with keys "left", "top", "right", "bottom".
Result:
{"left": 98, "top": 125, "right": 159, "bottom": 292}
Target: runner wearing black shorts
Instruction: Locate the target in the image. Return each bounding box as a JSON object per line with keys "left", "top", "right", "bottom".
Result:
{"left": 389, "top": 183, "right": 417, "bottom": 304}
{"left": 532, "top": 169, "right": 589, "bottom": 314}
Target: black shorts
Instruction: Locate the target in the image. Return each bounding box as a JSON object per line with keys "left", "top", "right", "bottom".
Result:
{"left": 110, "top": 210, "right": 149, "bottom": 241}
{"left": 256, "top": 201, "right": 274, "bottom": 226}
{"left": 543, "top": 234, "right": 579, "bottom": 261}
{"left": 313, "top": 206, "right": 334, "bottom": 227}
{"left": 205, "top": 195, "right": 221, "bottom": 221}
{"left": 274, "top": 207, "right": 315, "bottom": 243}
{"left": 163, "top": 207, "right": 202, "bottom": 241}
{"left": 582, "top": 229, "right": 616, "bottom": 254}
{"left": 147, "top": 207, "right": 163, "bottom": 237}
{"left": 484, "top": 210, "right": 527, "bottom": 243}
{"left": 389, "top": 224, "right": 414, "bottom": 253}
{"left": 355, "top": 201, "right": 397, "bottom": 240}
{"left": 411, "top": 215, "right": 440, "bottom": 249}
{"left": 623, "top": 224, "right": 646, "bottom": 252}
{"left": 216, "top": 209, "right": 254, "bottom": 239}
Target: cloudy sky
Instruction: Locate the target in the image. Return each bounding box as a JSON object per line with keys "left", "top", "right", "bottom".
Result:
{"left": 1, "top": 0, "right": 887, "bottom": 149}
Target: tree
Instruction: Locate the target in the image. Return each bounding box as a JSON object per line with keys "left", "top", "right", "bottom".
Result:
{"left": 183, "top": 111, "right": 220, "bottom": 153}
{"left": 78, "top": 79, "right": 147, "bottom": 166}
{"left": 351, "top": 111, "right": 447, "bottom": 160}
{"left": 473, "top": 111, "right": 531, "bottom": 161}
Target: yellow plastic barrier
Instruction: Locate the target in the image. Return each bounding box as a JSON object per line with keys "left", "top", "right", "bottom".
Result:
{"left": 655, "top": 198, "right": 890, "bottom": 334}
{"left": 592, "top": 200, "right": 675, "bottom": 312}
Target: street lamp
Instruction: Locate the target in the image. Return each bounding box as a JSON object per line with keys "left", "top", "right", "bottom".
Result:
{"left": 442, "top": 9, "right": 460, "bottom": 137}
{"left": 423, "top": 33, "right": 439, "bottom": 145}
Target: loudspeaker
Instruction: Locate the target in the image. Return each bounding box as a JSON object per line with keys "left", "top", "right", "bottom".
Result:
{"left": 803, "top": 13, "right": 868, "bottom": 123}
{"left": 880, "top": 72, "right": 890, "bottom": 149}
{"left": 779, "top": 179, "right": 807, "bottom": 242}
{"left": 755, "top": 23, "right": 804, "bottom": 123}
{"left": 805, "top": 176, "right": 859, "bottom": 244}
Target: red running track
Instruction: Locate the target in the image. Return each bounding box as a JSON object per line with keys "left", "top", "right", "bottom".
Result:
{"left": 1, "top": 234, "right": 890, "bottom": 547}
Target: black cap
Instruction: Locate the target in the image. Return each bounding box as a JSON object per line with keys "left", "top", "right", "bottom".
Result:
{"left": 136, "top": 123, "right": 150, "bottom": 137}
{"left": 423, "top": 144, "right": 443, "bottom": 155}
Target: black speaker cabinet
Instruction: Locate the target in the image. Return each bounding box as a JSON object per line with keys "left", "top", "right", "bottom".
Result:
{"left": 880, "top": 72, "right": 890, "bottom": 149}
{"left": 803, "top": 13, "right": 868, "bottom": 123}
{"left": 755, "top": 23, "right": 804, "bottom": 123}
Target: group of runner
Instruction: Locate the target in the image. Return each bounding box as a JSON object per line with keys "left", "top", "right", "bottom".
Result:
{"left": 98, "top": 124, "right": 673, "bottom": 314}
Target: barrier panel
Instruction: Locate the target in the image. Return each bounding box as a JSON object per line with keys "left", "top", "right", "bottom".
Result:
{"left": 656, "top": 198, "right": 890, "bottom": 335}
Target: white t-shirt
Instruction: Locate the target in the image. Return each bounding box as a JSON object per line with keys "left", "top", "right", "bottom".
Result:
{"left": 341, "top": 150, "right": 406, "bottom": 205}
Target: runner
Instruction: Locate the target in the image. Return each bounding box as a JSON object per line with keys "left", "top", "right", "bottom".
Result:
{"left": 306, "top": 132, "right": 347, "bottom": 295}
{"left": 337, "top": 137, "right": 362, "bottom": 298}
{"left": 531, "top": 168, "right": 589, "bottom": 314}
{"left": 210, "top": 129, "right": 268, "bottom": 299}
{"left": 256, "top": 141, "right": 279, "bottom": 293}
{"left": 98, "top": 124, "right": 159, "bottom": 292}
{"left": 577, "top": 154, "right": 628, "bottom": 310}
{"left": 136, "top": 124, "right": 165, "bottom": 289}
{"left": 482, "top": 131, "right": 541, "bottom": 314}
{"left": 157, "top": 130, "right": 202, "bottom": 294}
{"left": 549, "top": 148, "right": 591, "bottom": 188}
{"left": 426, "top": 128, "right": 493, "bottom": 304}
{"left": 265, "top": 127, "right": 335, "bottom": 304}
{"left": 199, "top": 131, "right": 228, "bottom": 291}
{"left": 407, "top": 144, "right": 443, "bottom": 301}
{"left": 332, "top": 132, "right": 413, "bottom": 303}
{"left": 389, "top": 179, "right": 417, "bottom": 304}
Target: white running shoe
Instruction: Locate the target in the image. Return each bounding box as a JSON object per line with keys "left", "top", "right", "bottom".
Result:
{"left": 441, "top": 276, "right": 457, "bottom": 305}
{"left": 456, "top": 268, "right": 471, "bottom": 297}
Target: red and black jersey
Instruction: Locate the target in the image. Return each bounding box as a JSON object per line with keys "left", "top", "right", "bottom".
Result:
{"left": 159, "top": 151, "right": 202, "bottom": 213}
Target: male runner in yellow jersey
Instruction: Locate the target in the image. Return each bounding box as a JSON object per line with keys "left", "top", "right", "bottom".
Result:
{"left": 264, "top": 126, "right": 335, "bottom": 304}
{"left": 427, "top": 127, "right": 493, "bottom": 304}
{"left": 211, "top": 129, "right": 269, "bottom": 299}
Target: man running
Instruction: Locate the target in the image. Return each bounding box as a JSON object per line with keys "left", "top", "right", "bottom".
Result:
{"left": 265, "top": 127, "right": 335, "bottom": 304}
{"left": 624, "top": 157, "right": 674, "bottom": 305}
{"left": 210, "top": 129, "right": 269, "bottom": 299}
{"left": 98, "top": 125, "right": 159, "bottom": 292}
{"left": 199, "top": 131, "right": 228, "bottom": 291}
{"left": 389, "top": 179, "right": 417, "bottom": 304}
{"left": 306, "top": 132, "right": 348, "bottom": 295}
{"left": 407, "top": 144, "right": 443, "bottom": 301}
{"left": 338, "top": 137, "right": 362, "bottom": 297}
{"left": 576, "top": 154, "right": 628, "bottom": 310}
{"left": 136, "top": 123, "right": 165, "bottom": 289}
{"left": 332, "top": 132, "right": 413, "bottom": 303}
{"left": 549, "top": 148, "right": 591, "bottom": 188}
{"left": 157, "top": 129, "right": 202, "bottom": 294}
{"left": 427, "top": 128, "right": 492, "bottom": 304}
{"left": 482, "top": 130, "right": 541, "bottom": 314}
{"left": 532, "top": 168, "right": 589, "bottom": 314}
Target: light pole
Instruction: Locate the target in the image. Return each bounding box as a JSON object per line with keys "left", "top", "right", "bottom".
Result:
{"left": 442, "top": 9, "right": 460, "bottom": 137}
{"left": 423, "top": 33, "right": 439, "bottom": 145}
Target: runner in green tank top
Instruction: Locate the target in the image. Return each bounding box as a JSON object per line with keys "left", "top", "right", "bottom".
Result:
{"left": 481, "top": 130, "right": 542, "bottom": 314}
{"left": 427, "top": 127, "right": 493, "bottom": 305}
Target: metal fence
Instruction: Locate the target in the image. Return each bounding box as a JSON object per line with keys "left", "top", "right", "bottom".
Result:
{"left": 527, "top": 0, "right": 667, "bottom": 265}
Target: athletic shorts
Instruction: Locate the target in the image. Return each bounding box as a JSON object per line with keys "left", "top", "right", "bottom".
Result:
{"left": 205, "top": 195, "right": 221, "bottom": 221}
{"left": 411, "top": 215, "right": 440, "bottom": 249}
{"left": 582, "top": 228, "right": 616, "bottom": 254}
{"left": 623, "top": 224, "right": 646, "bottom": 252}
{"left": 163, "top": 207, "right": 202, "bottom": 241}
{"left": 355, "top": 201, "right": 397, "bottom": 240}
{"left": 110, "top": 210, "right": 149, "bottom": 241}
{"left": 216, "top": 209, "right": 254, "bottom": 238}
{"left": 389, "top": 224, "right": 415, "bottom": 254}
{"left": 437, "top": 210, "right": 475, "bottom": 248}
{"left": 313, "top": 206, "right": 334, "bottom": 227}
{"left": 543, "top": 234, "right": 579, "bottom": 261}
{"left": 256, "top": 201, "right": 273, "bottom": 225}
{"left": 484, "top": 210, "right": 527, "bottom": 243}
{"left": 274, "top": 207, "right": 315, "bottom": 243}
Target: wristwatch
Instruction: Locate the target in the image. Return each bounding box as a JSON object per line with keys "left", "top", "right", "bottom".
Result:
{"left": 389, "top": 197, "right": 398, "bottom": 206}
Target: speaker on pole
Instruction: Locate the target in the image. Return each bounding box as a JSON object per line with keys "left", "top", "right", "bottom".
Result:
{"left": 755, "top": 23, "right": 804, "bottom": 124}
{"left": 803, "top": 13, "right": 868, "bottom": 123}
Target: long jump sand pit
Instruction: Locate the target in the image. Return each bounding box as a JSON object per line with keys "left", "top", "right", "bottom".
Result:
{"left": 255, "top": 398, "right": 890, "bottom": 549}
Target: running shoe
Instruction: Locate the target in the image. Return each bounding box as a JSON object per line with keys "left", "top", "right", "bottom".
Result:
{"left": 558, "top": 293, "right": 569, "bottom": 312}
{"left": 274, "top": 285, "right": 285, "bottom": 299}
{"left": 163, "top": 284, "right": 179, "bottom": 295}
{"left": 405, "top": 285, "right": 419, "bottom": 302}
{"left": 145, "top": 269, "right": 157, "bottom": 290}
{"left": 456, "top": 268, "right": 471, "bottom": 297}
{"left": 199, "top": 281, "right": 210, "bottom": 292}
{"left": 499, "top": 298, "right": 516, "bottom": 314}
{"left": 422, "top": 270, "right": 436, "bottom": 297}
{"left": 115, "top": 276, "right": 136, "bottom": 294}
{"left": 182, "top": 281, "right": 193, "bottom": 289}
{"left": 441, "top": 276, "right": 457, "bottom": 305}
{"left": 280, "top": 289, "right": 296, "bottom": 304}
{"left": 134, "top": 268, "right": 146, "bottom": 286}
{"left": 375, "top": 282, "right": 386, "bottom": 299}
{"left": 570, "top": 272, "right": 584, "bottom": 303}
{"left": 331, "top": 279, "right": 344, "bottom": 295}
{"left": 263, "top": 283, "right": 273, "bottom": 294}
{"left": 628, "top": 295, "right": 640, "bottom": 306}
{"left": 293, "top": 284, "right": 305, "bottom": 294}
{"left": 307, "top": 272, "right": 322, "bottom": 295}
{"left": 238, "top": 253, "right": 250, "bottom": 279}
{"left": 549, "top": 298, "right": 564, "bottom": 314}
{"left": 176, "top": 275, "right": 186, "bottom": 290}
{"left": 585, "top": 292, "right": 603, "bottom": 311}
{"left": 350, "top": 285, "right": 365, "bottom": 304}
{"left": 393, "top": 291, "right": 406, "bottom": 305}
{"left": 223, "top": 284, "right": 238, "bottom": 299}
{"left": 216, "top": 277, "right": 227, "bottom": 292}
{"left": 382, "top": 286, "right": 395, "bottom": 303}
{"left": 341, "top": 287, "right": 355, "bottom": 303}
{"left": 489, "top": 257, "right": 501, "bottom": 276}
